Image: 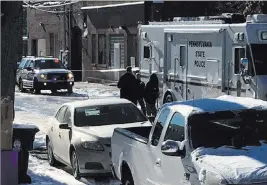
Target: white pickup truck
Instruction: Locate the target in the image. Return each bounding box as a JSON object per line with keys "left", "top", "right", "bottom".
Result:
{"left": 111, "top": 95, "right": 267, "bottom": 185}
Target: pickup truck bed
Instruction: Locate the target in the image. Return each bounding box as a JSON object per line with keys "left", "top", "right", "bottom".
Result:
{"left": 114, "top": 126, "right": 152, "bottom": 144}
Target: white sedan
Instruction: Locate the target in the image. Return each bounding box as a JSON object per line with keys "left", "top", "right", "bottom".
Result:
{"left": 46, "top": 98, "right": 151, "bottom": 179}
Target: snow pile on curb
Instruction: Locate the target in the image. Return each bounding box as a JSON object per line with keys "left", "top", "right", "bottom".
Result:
{"left": 21, "top": 155, "right": 85, "bottom": 185}
{"left": 73, "top": 88, "right": 120, "bottom": 98}
{"left": 191, "top": 141, "right": 267, "bottom": 184}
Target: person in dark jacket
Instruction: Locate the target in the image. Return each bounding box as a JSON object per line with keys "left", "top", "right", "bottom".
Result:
{"left": 144, "top": 73, "right": 159, "bottom": 117}
{"left": 117, "top": 66, "right": 138, "bottom": 105}
{"left": 136, "top": 73, "right": 146, "bottom": 115}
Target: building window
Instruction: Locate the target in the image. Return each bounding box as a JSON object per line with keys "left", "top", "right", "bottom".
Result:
{"left": 49, "top": 33, "right": 55, "bottom": 57}
{"left": 31, "top": 39, "right": 37, "bottom": 56}
{"left": 92, "top": 34, "right": 96, "bottom": 64}
{"left": 98, "top": 34, "right": 106, "bottom": 65}
{"left": 180, "top": 46, "right": 186, "bottom": 67}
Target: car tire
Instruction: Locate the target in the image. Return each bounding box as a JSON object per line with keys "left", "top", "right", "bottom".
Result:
{"left": 164, "top": 94, "right": 173, "bottom": 104}
{"left": 33, "top": 78, "right": 41, "bottom": 94}
{"left": 71, "top": 150, "right": 81, "bottom": 180}
{"left": 34, "top": 88, "right": 41, "bottom": 94}
{"left": 47, "top": 139, "right": 60, "bottom": 167}
{"left": 67, "top": 86, "right": 73, "bottom": 94}
{"left": 122, "top": 172, "right": 134, "bottom": 185}
{"left": 19, "top": 79, "right": 26, "bottom": 93}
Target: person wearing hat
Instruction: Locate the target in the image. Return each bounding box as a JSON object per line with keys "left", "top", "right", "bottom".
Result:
{"left": 117, "top": 66, "right": 138, "bottom": 105}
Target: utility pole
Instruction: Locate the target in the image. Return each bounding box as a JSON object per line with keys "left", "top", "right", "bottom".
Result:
{"left": 1, "top": 1, "right": 23, "bottom": 184}
{"left": 63, "top": 5, "right": 66, "bottom": 50}
{"left": 68, "top": 5, "right": 72, "bottom": 70}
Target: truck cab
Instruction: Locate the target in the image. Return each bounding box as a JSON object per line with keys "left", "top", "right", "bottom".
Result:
{"left": 111, "top": 95, "right": 267, "bottom": 185}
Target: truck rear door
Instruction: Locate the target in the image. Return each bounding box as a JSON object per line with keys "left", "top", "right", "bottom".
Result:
{"left": 165, "top": 31, "right": 188, "bottom": 101}
{"left": 165, "top": 28, "right": 225, "bottom": 100}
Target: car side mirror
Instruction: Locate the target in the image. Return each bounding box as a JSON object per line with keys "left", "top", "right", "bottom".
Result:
{"left": 59, "top": 123, "right": 70, "bottom": 129}
{"left": 161, "top": 140, "right": 185, "bottom": 157}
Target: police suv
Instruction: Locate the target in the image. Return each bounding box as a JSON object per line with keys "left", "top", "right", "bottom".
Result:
{"left": 16, "top": 56, "right": 74, "bottom": 94}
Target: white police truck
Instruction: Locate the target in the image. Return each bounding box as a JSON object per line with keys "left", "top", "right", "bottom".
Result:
{"left": 139, "top": 13, "right": 267, "bottom": 105}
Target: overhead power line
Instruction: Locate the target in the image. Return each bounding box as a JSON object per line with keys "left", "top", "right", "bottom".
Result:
{"left": 23, "top": 1, "right": 81, "bottom": 14}
{"left": 23, "top": 1, "right": 79, "bottom": 8}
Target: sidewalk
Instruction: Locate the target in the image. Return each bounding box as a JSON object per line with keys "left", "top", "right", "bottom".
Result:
{"left": 74, "top": 82, "right": 119, "bottom": 90}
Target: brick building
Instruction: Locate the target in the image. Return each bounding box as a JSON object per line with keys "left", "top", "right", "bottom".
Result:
{"left": 27, "top": 1, "right": 144, "bottom": 81}
{"left": 27, "top": 1, "right": 215, "bottom": 81}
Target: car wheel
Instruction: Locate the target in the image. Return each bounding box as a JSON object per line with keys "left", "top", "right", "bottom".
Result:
{"left": 67, "top": 86, "right": 73, "bottom": 94}
{"left": 164, "top": 94, "right": 173, "bottom": 104}
{"left": 33, "top": 78, "right": 41, "bottom": 94}
{"left": 71, "top": 150, "right": 81, "bottom": 180}
{"left": 122, "top": 172, "right": 134, "bottom": 185}
{"left": 47, "top": 139, "right": 59, "bottom": 167}
{"left": 34, "top": 88, "right": 41, "bottom": 94}
{"left": 19, "top": 79, "right": 26, "bottom": 93}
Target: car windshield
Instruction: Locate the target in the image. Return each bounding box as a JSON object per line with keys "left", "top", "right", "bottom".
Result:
{"left": 74, "top": 103, "right": 147, "bottom": 127}
{"left": 34, "top": 59, "right": 65, "bottom": 69}
{"left": 189, "top": 109, "right": 267, "bottom": 149}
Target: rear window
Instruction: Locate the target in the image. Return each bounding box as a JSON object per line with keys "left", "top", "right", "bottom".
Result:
{"left": 34, "top": 59, "right": 64, "bottom": 69}
{"left": 74, "top": 103, "right": 147, "bottom": 127}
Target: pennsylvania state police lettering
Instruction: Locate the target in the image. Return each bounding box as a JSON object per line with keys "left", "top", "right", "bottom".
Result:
{"left": 188, "top": 41, "right": 212, "bottom": 68}
{"left": 194, "top": 60, "right": 205, "bottom": 67}
{"left": 188, "top": 41, "right": 212, "bottom": 48}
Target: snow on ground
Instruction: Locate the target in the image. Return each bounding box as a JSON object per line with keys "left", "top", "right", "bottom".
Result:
{"left": 191, "top": 141, "right": 267, "bottom": 184}
{"left": 15, "top": 83, "right": 121, "bottom": 185}
{"left": 24, "top": 155, "right": 85, "bottom": 185}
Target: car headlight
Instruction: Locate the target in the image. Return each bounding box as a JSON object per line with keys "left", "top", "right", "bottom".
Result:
{"left": 81, "top": 140, "right": 104, "bottom": 151}
{"left": 40, "top": 74, "right": 47, "bottom": 79}
{"left": 68, "top": 73, "right": 74, "bottom": 79}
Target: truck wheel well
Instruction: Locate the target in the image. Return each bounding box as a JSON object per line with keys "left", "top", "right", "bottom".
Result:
{"left": 69, "top": 145, "right": 75, "bottom": 160}
{"left": 121, "top": 161, "right": 132, "bottom": 179}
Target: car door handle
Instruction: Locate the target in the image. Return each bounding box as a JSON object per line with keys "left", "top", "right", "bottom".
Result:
{"left": 51, "top": 127, "right": 53, "bottom": 131}
{"left": 155, "top": 159, "right": 161, "bottom": 167}
{"left": 58, "top": 132, "right": 61, "bottom": 138}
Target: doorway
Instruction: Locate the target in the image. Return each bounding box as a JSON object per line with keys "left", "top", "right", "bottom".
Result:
{"left": 71, "top": 26, "right": 82, "bottom": 82}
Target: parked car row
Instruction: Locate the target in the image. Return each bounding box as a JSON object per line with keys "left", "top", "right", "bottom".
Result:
{"left": 16, "top": 56, "right": 74, "bottom": 94}
{"left": 46, "top": 96, "right": 267, "bottom": 185}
